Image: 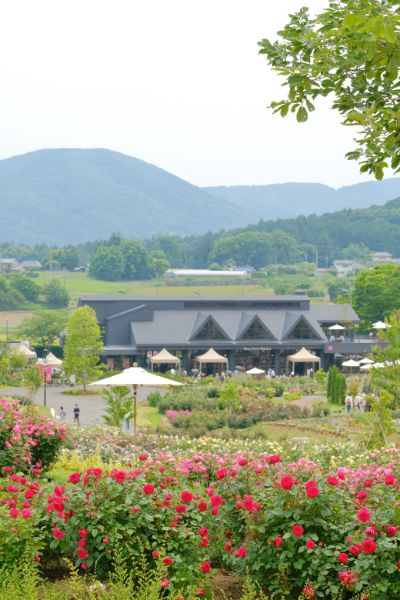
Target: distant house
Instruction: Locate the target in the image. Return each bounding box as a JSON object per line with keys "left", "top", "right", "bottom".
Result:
{"left": 371, "top": 252, "right": 393, "bottom": 264}
{"left": 165, "top": 269, "right": 250, "bottom": 278}
{"left": 20, "top": 260, "right": 42, "bottom": 270}
{"left": 333, "top": 260, "right": 362, "bottom": 277}
{"left": 0, "top": 258, "right": 23, "bottom": 273}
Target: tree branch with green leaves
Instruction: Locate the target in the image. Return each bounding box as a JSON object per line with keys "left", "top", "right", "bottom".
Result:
{"left": 259, "top": 0, "right": 400, "bottom": 179}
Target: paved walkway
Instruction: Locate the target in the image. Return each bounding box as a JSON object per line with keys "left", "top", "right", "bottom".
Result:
{"left": 0, "top": 384, "right": 159, "bottom": 427}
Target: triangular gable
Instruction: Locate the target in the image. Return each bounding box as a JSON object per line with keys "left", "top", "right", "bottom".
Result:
{"left": 190, "top": 314, "right": 230, "bottom": 341}
{"left": 284, "top": 316, "right": 321, "bottom": 340}
{"left": 238, "top": 314, "right": 275, "bottom": 341}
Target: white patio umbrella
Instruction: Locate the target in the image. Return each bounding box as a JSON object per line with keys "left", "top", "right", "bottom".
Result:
{"left": 358, "top": 357, "right": 374, "bottom": 365}
{"left": 90, "top": 366, "right": 183, "bottom": 435}
{"left": 246, "top": 367, "right": 266, "bottom": 375}
{"left": 328, "top": 324, "right": 345, "bottom": 331}
{"left": 360, "top": 363, "right": 374, "bottom": 371}
{"left": 342, "top": 359, "right": 360, "bottom": 374}
{"left": 372, "top": 321, "right": 390, "bottom": 330}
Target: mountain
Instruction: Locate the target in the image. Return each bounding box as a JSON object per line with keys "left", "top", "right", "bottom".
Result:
{"left": 206, "top": 179, "right": 400, "bottom": 220}
{"left": 0, "top": 148, "right": 243, "bottom": 244}
{"left": 1, "top": 148, "right": 400, "bottom": 245}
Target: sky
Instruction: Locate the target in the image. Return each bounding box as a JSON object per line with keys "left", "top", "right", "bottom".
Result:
{"left": 0, "top": 0, "right": 388, "bottom": 188}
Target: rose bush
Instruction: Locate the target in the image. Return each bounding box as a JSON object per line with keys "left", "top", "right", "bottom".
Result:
{"left": 0, "top": 398, "right": 66, "bottom": 472}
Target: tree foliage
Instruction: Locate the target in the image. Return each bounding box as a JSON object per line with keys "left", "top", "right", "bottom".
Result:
{"left": 259, "top": 0, "right": 400, "bottom": 179}
{"left": 352, "top": 263, "right": 400, "bottom": 324}
{"left": 42, "top": 279, "right": 70, "bottom": 308}
{"left": 20, "top": 310, "right": 68, "bottom": 349}
{"left": 63, "top": 306, "right": 103, "bottom": 390}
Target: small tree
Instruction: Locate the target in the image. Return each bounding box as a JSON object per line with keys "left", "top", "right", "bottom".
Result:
{"left": 42, "top": 279, "right": 70, "bottom": 308}
{"left": 20, "top": 310, "right": 68, "bottom": 349}
{"left": 102, "top": 386, "right": 133, "bottom": 428}
{"left": 220, "top": 382, "right": 239, "bottom": 414}
{"left": 63, "top": 306, "right": 103, "bottom": 391}
{"left": 347, "top": 376, "right": 360, "bottom": 399}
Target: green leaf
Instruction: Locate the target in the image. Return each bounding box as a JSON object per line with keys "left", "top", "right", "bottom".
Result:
{"left": 296, "top": 106, "right": 308, "bottom": 123}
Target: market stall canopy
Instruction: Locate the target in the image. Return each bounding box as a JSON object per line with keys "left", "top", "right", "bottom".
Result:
{"left": 149, "top": 348, "right": 180, "bottom": 365}
{"left": 342, "top": 359, "right": 360, "bottom": 367}
{"left": 246, "top": 367, "right": 266, "bottom": 375}
{"left": 372, "top": 321, "right": 390, "bottom": 330}
{"left": 358, "top": 357, "right": 374, "bottom": 365}
{"left": 45, "top": 352, "right": 62, "bottom": 366}
{"left": 196, "top": 348, "right": 228, "bottom": 364}
{"left": 288, "top": 347, "right": 320, "bottom": 363}
{"left": 15, "top": 343, "right": 37, "bottom": 359}
{"left": 328, "top": 324, "right": 346, "bottom": 331}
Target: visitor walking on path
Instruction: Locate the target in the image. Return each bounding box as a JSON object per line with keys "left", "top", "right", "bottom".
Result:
{"left": 73, "top": 403, "right": 80, "bottom": 425}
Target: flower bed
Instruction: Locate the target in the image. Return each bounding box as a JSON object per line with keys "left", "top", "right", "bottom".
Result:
{"left": 1, "top": 445, "right": 399, "bottom": 598}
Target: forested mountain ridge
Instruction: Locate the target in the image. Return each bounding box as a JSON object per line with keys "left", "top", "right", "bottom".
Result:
{"left": 1, "top": 148, "right": 400, "bottom": 245}
{"left": 0, "top": 148, "right": 243, "bottom": 244}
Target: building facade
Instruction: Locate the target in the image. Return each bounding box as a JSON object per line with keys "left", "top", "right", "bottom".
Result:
{"left": 79, "top": 294, "right": 363, "bottom": 374}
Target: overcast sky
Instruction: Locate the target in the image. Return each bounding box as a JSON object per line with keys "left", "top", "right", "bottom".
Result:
{"left": 0, "top": 0, "right": 390, "bottom": 188}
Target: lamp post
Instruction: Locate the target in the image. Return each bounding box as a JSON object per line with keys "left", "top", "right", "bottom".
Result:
{"left": 43, "top": 348, "right": 48, "bottom": 407}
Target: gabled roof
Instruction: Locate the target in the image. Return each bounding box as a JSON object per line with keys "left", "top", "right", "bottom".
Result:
{"left": 237, "top": 312, "right": 276, "bottom": 340}
{"left": 190, "top": 313, "right": 231, "bottom": 341}
{"left": 283, "top": 314, "right": 323, "bottom": 341}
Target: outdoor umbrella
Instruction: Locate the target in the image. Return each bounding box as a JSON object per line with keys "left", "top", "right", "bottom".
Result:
{"left": 358, "top": 357, "right": 374, "bottom": 365}
{"left": 372, "top": 321, "right": 390, "bottom": 330}
{"left": 245, "top": 367, "right": 266, "bottom": 375}
{"left": 360, "top": 363, "right": 374, "bottom": 371}
{"left": 328, "top": 324, "right": 345, "bottom": 331}
{"left": 342, "top": 359, "right": 360, "bottom": 374}
{"left": 90, "top": 366, "right": 183, "bottom": 435}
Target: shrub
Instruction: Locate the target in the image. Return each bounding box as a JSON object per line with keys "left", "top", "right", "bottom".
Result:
{"left": 147, "top": 392, "right": 162, "bottom": 407}
{"left": 0, "top": 398, "right": 66, "bottom": 472}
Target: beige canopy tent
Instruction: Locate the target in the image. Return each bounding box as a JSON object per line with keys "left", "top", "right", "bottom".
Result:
{"left": 196, "top": 348, "right": 228, "bottom": 373}
{"left": 288, "top": 347, "right": 321, "bottom": 364}
{"left": 149, "top": 348, "right": 180, "bottom": 371}
{"left": 15, "top": 343, "right": 37, "bottom": 361}
{"left": 45, "top": 352, "right": 63, "bottom": 366}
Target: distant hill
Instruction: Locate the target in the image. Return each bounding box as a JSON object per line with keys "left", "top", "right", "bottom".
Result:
{"left": 1, "top": 148, "right": 400, "bottom": 244}
{"left": 206, "top": 179, "right": 400, "bottom": 219}
{"left": 0, "top": 149, "right": 242, "bottom": 244}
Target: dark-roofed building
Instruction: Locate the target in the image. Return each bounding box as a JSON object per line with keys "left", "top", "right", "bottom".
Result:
{"left": 79, "top": 294, "right": 363, "bottom": 374}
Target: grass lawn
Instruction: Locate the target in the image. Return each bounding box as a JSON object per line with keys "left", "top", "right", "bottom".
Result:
{"left": 37, "top": 271, "right": 271, "bottom": 301}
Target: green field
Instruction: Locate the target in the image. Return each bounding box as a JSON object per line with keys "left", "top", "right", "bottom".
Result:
{"left": 37, "top": 271, "right": 271, "bottom": 301}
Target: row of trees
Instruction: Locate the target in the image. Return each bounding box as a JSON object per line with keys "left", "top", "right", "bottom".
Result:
{"left": 0, "top": 274, "right": 69, "bottom": 310}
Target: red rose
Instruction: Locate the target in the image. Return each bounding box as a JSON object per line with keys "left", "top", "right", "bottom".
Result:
{"left": 386, "top": 526, "right": 398, "bottom": 537}
{"left": 198, "top": 500, "right": 208, "bottom": 512}
{"left": 161, "top": 580, "right": 169, "bottom": 588}
{"left": 235, "top": 546, "right": 246, "bottom": 557}
{"left": 79, "top": 529, "right": 89, "bottom": 538}
{"left": 216, "top": 468, "right": 228, "bottom": 479}
{"left": 306, "top": 539, "right": 316, "bottom": 550}
{"left": 143, "top": 483, "right": 155, "bottom": 495}
{"left": 201, "top": 561, "right": 211, "bottom": 573}
{"left": 68, "top": 473, "right": 81, "bottom": 484}
{"left": 163, "top": 557, "right": 173, "bottom": 566}
{"left": 361, "top": 538, "right": 376, "bottom": 554}
{"left": 181, "top": 490, "right": 193, "bottom": 503}
{"left": 176, "top": 504, "right": 186, "bottom": 514}
{"left": 199, "top": 527, "right": 209, "bottom": 537}
{"left": 210, "top": 495, "right": 223, "bottom": 507}
{"left": 200, "top": 537, "right": 209, "bottom": 547}
{"left": 338, "top": 552, "right": 348, "bottom": 564}
{"left": 357, "top": 508, "right": 371, "bottom": 523}
{"left": 349, "top": 544, "right": 361, "bottom": 556}
{"left": 292, "top": 525, "right": 304, "bottom": 537}
{"left": 306, "top": 486, "right": 319, "bottom": 498}
{"left": 52, "top": 528, "right": 64, "bottom": 540}
{"left": 77, "top": 548, "right": 88, "bottom": 559}
{"left": 152, "top": 550, "right": 159, "bottom": 558}
{"left": 275, "top": 536, "right": 283, "bottom": 547}
{"left": 280, "top": 475, "right": 294, "bottom": 490}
